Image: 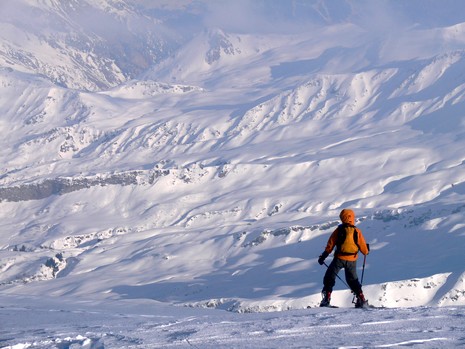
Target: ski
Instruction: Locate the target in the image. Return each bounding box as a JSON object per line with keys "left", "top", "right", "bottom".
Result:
{"left": 308, "top": 303, "right": 387, "bottom": 309}
{"left": 355, "top": 302, "right": 388, "bottom": 310}
{"left": 360, "top": 305, "right": 386, "bottom": 310}
{"left": 307, "top": 305, "right": 339, "bottom": 309}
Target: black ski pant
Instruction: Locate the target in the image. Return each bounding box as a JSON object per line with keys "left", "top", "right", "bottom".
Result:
{"left": 323, "top": 257, "right": 362, "bottom": 294}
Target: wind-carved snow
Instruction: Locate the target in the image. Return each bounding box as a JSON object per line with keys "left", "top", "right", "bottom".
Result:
{"left": 103, "top": 80, "right": 204, "bottom": 99}
{"left": 48, "top": 227, "right": 129, "bottom": 251}
{"left": 231, "top": 70, "right": 398, "bottom": 139}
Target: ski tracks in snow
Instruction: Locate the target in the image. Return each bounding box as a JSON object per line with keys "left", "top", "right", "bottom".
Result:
{"left": 1, "top": 303, "right": 465, "bottom": 348}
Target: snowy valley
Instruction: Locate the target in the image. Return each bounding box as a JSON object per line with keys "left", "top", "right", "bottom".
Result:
{"left": 1, "top": 0, "right": 465, "bottom": 348}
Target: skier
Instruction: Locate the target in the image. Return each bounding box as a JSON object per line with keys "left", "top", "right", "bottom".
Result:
{"left": 318, "top": 208, "right": 369, "bottom": 308}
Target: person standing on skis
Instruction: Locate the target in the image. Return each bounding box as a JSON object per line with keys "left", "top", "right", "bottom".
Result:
{"left": 317, "top": 208, "right": 369, "bottom": 308}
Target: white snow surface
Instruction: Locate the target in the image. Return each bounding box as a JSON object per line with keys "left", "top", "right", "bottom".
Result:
{"left": 1, "top": 0, "right": 465, "bottom": 348}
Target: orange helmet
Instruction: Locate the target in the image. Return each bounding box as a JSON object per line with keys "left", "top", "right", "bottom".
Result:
{"left": 339, "top": 209, "right": 355, "bottom": 225}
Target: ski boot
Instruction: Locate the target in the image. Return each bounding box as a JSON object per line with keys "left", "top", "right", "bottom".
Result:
{"left": 354, "top": 292, "right": 369, "bottom": 308}
{"left": 320, "top": 291, "right": 332, "bottom": 307}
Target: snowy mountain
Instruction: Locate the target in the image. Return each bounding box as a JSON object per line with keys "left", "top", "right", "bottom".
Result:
{"left": 0, "top": 0, "right": 184, "bottom": 91}
{"left": 1, "top": 1, "right": 465, "bottom": 348}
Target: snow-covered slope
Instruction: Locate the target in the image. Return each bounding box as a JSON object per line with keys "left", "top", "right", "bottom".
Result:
{"left": 0, "top": 0, "right": 183, "bottom": 91}
{"left": 3, "top": 294, "right": 465, "bottom": 348}
{"left": 1, "top": 2, "right": 465, "bottom": 346}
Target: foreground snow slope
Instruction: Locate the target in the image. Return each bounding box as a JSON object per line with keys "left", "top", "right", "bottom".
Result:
{"left": 2, "top": 294, "right": 465, "bottom": 349}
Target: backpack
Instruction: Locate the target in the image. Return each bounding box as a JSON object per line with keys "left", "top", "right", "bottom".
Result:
{"left": 336, "top": 224, "right": 359, "bottom": 256}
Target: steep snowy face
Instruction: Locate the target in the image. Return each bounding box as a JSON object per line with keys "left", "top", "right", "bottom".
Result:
{"left": 2, "top": 0, "right": 464, "bottom": 91}
{"left": 0, "top": 0, "right": 181, "bottom": 90}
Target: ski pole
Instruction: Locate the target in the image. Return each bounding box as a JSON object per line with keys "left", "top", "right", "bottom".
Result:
{"left": 352, "top": 254, "right": 367, "bottom": 303}
{"left": 360, "top": 254, "right": 367, "bottom": 285}
{"left": 323, "top": 262, "right": 350, "bottom": 289}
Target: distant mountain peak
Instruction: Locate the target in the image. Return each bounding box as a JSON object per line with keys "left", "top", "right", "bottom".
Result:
{"left": 205, "top": 28, "right": 241, "bottom": 65}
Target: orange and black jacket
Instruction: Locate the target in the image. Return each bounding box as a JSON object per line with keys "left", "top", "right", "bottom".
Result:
{"left": 324, "top": 209, "right": 369, "bottom": 262}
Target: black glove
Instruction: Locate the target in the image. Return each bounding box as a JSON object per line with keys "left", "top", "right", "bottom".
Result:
{"left": 318, "top": 251, "right": 329, "bottom": 265}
